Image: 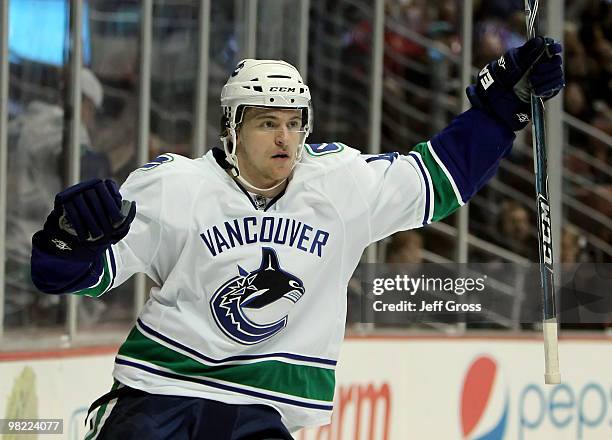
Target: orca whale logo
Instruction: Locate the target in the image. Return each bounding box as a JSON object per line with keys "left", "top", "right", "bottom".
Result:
{"left": 210, "top": 247, "right": 305, "bottom": 345}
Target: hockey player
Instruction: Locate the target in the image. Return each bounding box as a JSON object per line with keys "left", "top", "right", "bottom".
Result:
{"left": 30, "top": 37, "right": 564, "bottom": 439}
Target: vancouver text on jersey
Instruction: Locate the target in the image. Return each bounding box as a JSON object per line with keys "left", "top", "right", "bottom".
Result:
{"left": 200, "top": 216, "right": 330, "bottom": 258}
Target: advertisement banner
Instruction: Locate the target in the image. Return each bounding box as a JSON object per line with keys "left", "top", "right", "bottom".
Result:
{"left": 0, "top": 338, "right": 610, "bottom": 439}
{"left": 297, "top": 338, "right": 611, "bottom": 440}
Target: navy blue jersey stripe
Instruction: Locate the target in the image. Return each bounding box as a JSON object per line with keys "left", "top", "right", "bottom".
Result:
{"left": 137, "top": 319, "right": 337, "bottom": 366}
{"left": 429, "top": 108, "right": 514, "bottom": 203}
{"left": 233, "top": 180, "right": 259, "bottom": 210}
{"left": 408, "top": 152, "right": 431, "bottom": 225}
{"left": 264, "top": 187, "right": 286, "bottom": 211}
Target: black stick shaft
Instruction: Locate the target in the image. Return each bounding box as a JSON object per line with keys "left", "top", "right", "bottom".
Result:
{"left": 524, "top": 0, "right": 561, "bottom": 384}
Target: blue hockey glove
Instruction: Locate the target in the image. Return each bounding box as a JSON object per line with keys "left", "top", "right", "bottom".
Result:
{"left": 467, "top": 36, "right": 565, "bottom": 131}
{"left": 32, "top": 179, "right": 136, "bottom": 260}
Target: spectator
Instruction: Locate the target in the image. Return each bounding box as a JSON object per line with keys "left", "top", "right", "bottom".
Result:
{"left": 561, "top": 226, "right": 585, "bottom": 264}
{"left": 564, "top": 81, "right": 589, "bottom": 119}
{"left": 5, "top": 68, "right": 111, "bottom": 327}
{"left": 386, "top": 230, "right": 424, "bottom": 264}
{"left": 589, "top": 116, "right": 612, "bottom": 183}
{"left": 493, "top": 200, "right": 538, "bottom": 261}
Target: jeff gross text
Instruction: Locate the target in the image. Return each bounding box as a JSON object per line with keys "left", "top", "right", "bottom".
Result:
{"left": 370, "top": 275, "right": 488, "bottom": 313}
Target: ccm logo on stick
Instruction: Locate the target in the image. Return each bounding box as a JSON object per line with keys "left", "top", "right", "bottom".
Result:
{"left": 538, "top": 196, "right": 553, "bottom": 266}
{"left": 269, "top": 87, "right": 296, "bottom": 92}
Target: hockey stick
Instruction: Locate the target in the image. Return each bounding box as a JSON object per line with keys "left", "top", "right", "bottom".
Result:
{"left": 524, "top": 0, "right": 561, "bottom": 384}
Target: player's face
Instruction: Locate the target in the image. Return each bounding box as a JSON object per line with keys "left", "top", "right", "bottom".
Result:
{"left": 236, "top": 107, "right": 305, "bottom": 189}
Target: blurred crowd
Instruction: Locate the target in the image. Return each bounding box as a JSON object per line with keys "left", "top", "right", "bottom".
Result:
{"left": 4, "top": 0, "right": 610, "bottom": 332}
{"left": 369, "top": 0, "right": 612, "bottom": 266}
{"left": 331, "top": 0, "right": 612, "bottom": 329}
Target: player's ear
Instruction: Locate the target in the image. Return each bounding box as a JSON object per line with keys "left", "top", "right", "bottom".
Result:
{"left": 234, "top": 127, "right": 243, "bottom": 149}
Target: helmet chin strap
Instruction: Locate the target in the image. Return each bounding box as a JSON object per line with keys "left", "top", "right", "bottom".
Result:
{"left": 236, "top": 160, "right": 288, "bottom": 192}
{"left": 222, "top": 127, "right": 305, "bottom": 193}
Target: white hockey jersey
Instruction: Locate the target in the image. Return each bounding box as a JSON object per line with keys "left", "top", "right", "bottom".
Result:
{"left": 79, "top": 142, "right": 456, "bottom": 431}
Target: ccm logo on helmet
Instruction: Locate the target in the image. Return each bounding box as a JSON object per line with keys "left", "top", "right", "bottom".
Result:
{"left": 269, "top": 87, "right": 296, "bottom": 92}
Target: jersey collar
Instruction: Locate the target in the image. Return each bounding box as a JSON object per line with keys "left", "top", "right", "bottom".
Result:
{"left": 210, "top": 147, "right": 287, "bottom": 211}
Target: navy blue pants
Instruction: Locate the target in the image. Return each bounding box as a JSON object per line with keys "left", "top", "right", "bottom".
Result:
{"left": 85, "top": 385, "right": 294, "bottom": 440}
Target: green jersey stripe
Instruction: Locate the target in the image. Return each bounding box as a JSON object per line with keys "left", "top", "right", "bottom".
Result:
{"left": 118, "top": 326, "right": 335, "bottom": 402}
{"left": 84, "top": 381, "right": 120, "bottom": 440}
{"left": 73, "top": 251, "right": 113, "bottom": 298}
{"left": 411, "top": 142, "right": 461, "bottom": 221}
{"left": 426, "top": 140, "right": 465, "bottom": 206}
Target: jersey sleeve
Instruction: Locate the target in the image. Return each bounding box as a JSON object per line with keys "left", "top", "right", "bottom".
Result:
{"left": 346, "top": 107, "right": 515, "bottom": 243}
{"left": 31, "top": 158, "right": 170, "bottom": 297}
{"left": 104, "top": 167, "right": 165, "bottom": 290}
{"left": 345, "top": 150, "right": 428, "bottom": 243}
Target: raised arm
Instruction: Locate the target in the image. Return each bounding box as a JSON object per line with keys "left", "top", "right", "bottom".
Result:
{"left": 412, "top": 36, "right": 564, "bottom": 220}
{"left": 31, "top": 178, "right": 135, "bottom": 295}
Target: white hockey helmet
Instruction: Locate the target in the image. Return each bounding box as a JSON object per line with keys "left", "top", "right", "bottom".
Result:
{"left": 220, "top": 59, "right": 312, "bottom": 178}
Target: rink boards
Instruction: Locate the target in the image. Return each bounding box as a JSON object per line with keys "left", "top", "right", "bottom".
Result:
{"left": 0, "top": 336, "right": 610, "bottom": 439}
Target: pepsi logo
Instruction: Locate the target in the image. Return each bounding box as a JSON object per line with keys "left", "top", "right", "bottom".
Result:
{"left": 461, "top": 356, "right": 509, "bottom": 440}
